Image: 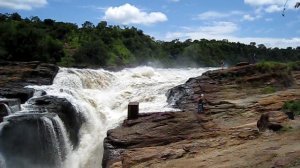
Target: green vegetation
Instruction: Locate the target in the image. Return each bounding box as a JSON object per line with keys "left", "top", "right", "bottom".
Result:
{"left": 261, "top": 86, "right": 276, "bottom": 94}
{"left": 280, "top": 125, "right": 293, "bottom": 132}
{"left": 283, "top": 100, "right": 300, "bottom": 116}
{"left": 1, "top": 13, "right": 300, "bottom": 68}
{"left": 287, "top": 61, "right": 300, "bottom": 71}
{"left": 257, "top": 61, "right": 300, "bottom": 73}
{"left": 256, "top": 61, "right": 289, "bottom": 73}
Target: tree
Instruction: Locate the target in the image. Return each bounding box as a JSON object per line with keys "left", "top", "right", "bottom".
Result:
{"left": 1, "top": 12, "right": 300, "bottom": 67}
{"left": 258, "top": 44, "right": 266, "bottom": 49}
{"left": 82, "top": 21, "right": 94, "bottom": 29}
{"left": 250, "top": 42, "right": 256, "bottom": 46}
{"left": 73, "top": 40, "right": 109, "bottom": 66}
{"left": 0, "top": 13, "right": 8, "bottom": 21}
{"left": 10, "top": 13, "right": 21, "bottom": 21}
{"left": 43, "top": 19, "right": 55, "bottom": 26}
{"left": 96, "top": 21, "right": 107, "bottom": 30}
{"left": 30, "top": 16, "right": 41, "bottom": 23}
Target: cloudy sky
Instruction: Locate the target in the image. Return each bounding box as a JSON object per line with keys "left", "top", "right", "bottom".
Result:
{"left": 1, "top": 0, "right": 300, "bottom": 48}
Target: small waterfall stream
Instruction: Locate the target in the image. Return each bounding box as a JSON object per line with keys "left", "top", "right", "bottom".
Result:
{"left": 0, "top": 66, "right": 212, "bottom": 168}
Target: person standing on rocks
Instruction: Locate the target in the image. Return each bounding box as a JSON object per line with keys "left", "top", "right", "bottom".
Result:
{"left": 220, "top": 60, "right": 225, "bottom": 70}
{"left": 198, "top": 94, "right": 206, "bottom": 114}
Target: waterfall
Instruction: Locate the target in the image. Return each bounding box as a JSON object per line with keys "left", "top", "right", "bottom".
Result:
{"left": 0, "top": 112, "right": 71, "bottom": 168}
{"left": 0, "top": 153, "right": 5, "bottom": 168}
{"left": 22, "top": 66, "right": 212, "bottom": 168}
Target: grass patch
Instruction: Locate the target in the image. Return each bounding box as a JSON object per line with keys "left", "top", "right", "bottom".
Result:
{"left": 256, "top": 61, "right": 288, "bottom": 73}
{"left": 257, "top": 61, "right": 300, "bottom": 73}
{"left": 283, "top": 100, "right": 300, "bottom": 116}
{"left": 280, "top": 125, "right": 293, "bottom": 132}
{"left": 261, "top": 86, "right": 276, "bottom": 94}
{"left": 288, "top": 158, "right": 300, "bottom": 168}
{"left": 287, "top": 61, "right": 300, "bottom": 71}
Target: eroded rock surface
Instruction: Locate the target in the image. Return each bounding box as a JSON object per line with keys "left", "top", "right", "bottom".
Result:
{"left": 103, "top": 65, "right": 300, "bottom": 168}
{"left": 0, "top": 61, "right": 58, "bottom": 103}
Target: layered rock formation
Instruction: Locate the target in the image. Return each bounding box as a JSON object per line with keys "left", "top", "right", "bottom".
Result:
{"left": 166, "top": 64, "right": 294, "bottom": 111}
{"left": 103, "top": 64, "right": 300, "bottom": 168}
{"left": 0, "top": 61, "right": 59, "bottom": 103}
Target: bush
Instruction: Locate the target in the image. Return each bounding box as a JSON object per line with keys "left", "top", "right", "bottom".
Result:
{"left": 256, "top": 61, "right": 288, "bottom": 73}
{"left": 262, "top": 86, "right": 276, "bottom": 94}
{"left": 283, "top": 100, "right": 300, "bottom": 116}
{"left": 287, "top": 61, "right": 300, "bottom": 71}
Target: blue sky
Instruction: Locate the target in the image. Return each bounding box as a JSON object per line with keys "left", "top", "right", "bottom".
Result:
{"left": 1, "top": 0, "right": 300, "bottom": 48}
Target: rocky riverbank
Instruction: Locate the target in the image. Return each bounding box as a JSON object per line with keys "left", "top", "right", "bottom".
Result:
{"left": 103, "top": 63, "right": 300, "bottom": 168}
{"left": 0, "top": 61, "right": 59, "bottom": 103}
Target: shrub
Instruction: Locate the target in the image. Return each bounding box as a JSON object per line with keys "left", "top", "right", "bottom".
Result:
{"left": 287, "top": 61, "right": 300, "bottom": 71}
{"left": 261, "top": 86, "right": 276, "bottom": 94}
{"left": 256, "top": 61, "right": 288, "bottom": 73}
{"left": 283, "top": 100, "right": 300, "bottom": 116}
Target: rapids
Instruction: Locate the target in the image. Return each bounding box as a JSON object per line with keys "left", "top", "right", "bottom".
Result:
{"left": 25, "top": 66, "right": 212, "bottom": 168}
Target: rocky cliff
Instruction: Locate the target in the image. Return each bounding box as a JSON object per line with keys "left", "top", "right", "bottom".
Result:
{"left": 103, "top": 64, "right": 300, "bottom": 168}
{"left": 0, "top": 61, "right": 59, "bottom": 103}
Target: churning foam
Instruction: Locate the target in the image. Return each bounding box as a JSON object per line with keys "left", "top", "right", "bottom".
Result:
{"left": 27, "top": 66, "right": 212, "bottom": 168}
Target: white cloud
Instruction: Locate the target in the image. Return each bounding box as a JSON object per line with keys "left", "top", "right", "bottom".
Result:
{"left": 244, "top": 0, "right": 298, "bottom": 13}
{"left": 196, "top": 11, "right": 243, "bottom": 20}
{"left": 197, "top": 22, "right": 239, "bottom": 35}
{"left": 0, "top": 0, "right": 47, "bottom": 10}
{"left": 243, "top": 14, "right": 255, "bottom": 21}
{"left": 242, "top": 14, "right": 262, "bottom": 21}
{"left": 166, "top": 22, "right": 239, "bottom": 40}
{"left": 163, "top": 23, "right": 300, "bottom": 48}
{"left": 230, "top": 37, "right": 300, "bottom": 48}
{"left": 265, "top": 18, "right": 273, "bottom": 22}
{"left": 103, "top": 3, "right": 167, "bottom": 25}
{"left": 265, "top": 4, "right": 282, "bottom": 13}
{"left": 245, "top": 0, "right": 282, "bottom": 6}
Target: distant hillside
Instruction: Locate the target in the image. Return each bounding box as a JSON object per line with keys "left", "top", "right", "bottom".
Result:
{"left": 1, "top": 13, "right": 299, "bottom": 68}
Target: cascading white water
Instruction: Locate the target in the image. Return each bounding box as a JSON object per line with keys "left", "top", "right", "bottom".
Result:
{"left": 41, "top": 115, "right": 71, "bottom": 167}
{"left": 0, "top": 112, "right": 72, "bottom": 168}
{"left": 27, "top": 66, "right": 212, "bottom": 168}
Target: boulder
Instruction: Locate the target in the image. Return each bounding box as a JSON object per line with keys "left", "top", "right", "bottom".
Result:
{"left": 236, "top": 62, "right": 250, "bottom": 66}
{"left": 257, "top": 112, "right": 287, "bottom": 132}
{"left": 102, "top": 112, "right": 218, "bottom": 168}
{"left": 0, "top": 103, "right": 11, "bottom": 122}
{"left": 0, "top": 98, "right": 21, "bottom": 113}
{"left": 0, "top": 88, "right": 34, "bottom": 104}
